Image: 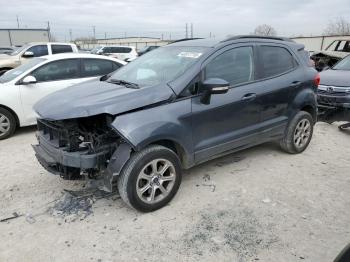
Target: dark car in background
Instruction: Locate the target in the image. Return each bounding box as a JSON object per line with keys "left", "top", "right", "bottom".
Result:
{"left": 33, "top": 36, "right": 318, "bottom": 212}
{"left": 317, "top": 55, "right": 350, "bottom": 128}
{"left": 0, "top": 46, "right": 14, "bottom": 55}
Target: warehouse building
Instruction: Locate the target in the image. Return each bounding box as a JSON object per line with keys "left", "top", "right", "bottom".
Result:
{"left": 291, "top": 35, "right": 350, "bottom": 52}
{"left": 0, "top": 28, "right": 50, "bottom": 46}
{"left": 75, "top": 36, "right": 171, "bottom": 51}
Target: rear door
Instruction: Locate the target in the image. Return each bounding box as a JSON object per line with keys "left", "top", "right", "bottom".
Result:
{"left": 80, "top": 58, "right": 122, "bottom": 78}
{"left": 19, "top": 58, "right": 82, "bottom": 124}
{"left": 191, "top": 44, "right": 262, "bottom": 163}
{"left": 255, "top": 44, "right": 301, "bottom": 138}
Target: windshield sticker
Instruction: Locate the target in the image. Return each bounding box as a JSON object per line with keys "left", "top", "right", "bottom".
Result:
{"left": 177, "top": 52, "right": 202, "bottom": 59}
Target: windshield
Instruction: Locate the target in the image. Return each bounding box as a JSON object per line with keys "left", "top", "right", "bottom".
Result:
{"left": 109, "top": 46, "right": 208, "bottom": 87}
{"left": 0, "top": 58, "right": 45, "bottom": 83}
{"left": 91, "top": 46, "right": 103, "bottom": 54}
{"left": 333, "top": 55, "right": 350, "bottom": 70}
{"left": 9, "top": 44, "right": 29, "bottom": 56}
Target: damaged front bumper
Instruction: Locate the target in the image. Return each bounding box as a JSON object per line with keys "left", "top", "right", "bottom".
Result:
{"left": 33, "top": 119, "right": 132, "bottom": 192}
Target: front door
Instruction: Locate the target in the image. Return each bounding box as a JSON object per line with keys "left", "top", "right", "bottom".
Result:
{"left": 19, "top": 58, "right": 83, "bottom": 125}
{"left": 191, "top": 45, "right": 261, "bottom": 163}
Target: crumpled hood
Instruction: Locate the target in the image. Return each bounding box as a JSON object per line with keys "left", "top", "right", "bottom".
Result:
{"left": 34, "top": 79, "right": 175, "bottom": 120}
{"left": 320, "top": 69, "right": 350, "bottom": 86}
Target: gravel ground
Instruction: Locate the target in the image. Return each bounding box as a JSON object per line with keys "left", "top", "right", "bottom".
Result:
{"left": 0, "top": 122, "right": 349, "bottom": 262}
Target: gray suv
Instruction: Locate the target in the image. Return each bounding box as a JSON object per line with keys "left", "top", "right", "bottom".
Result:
{"left": 33, "top": 36, "right": 319, "bottom": 212}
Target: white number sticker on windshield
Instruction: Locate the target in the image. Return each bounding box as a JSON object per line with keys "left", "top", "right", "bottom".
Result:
{"left": 177, "top": 52, "right": 202, "bottom": 59}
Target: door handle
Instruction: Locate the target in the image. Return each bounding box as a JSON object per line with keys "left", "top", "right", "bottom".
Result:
{"left": 241, "top": 93, "right": 257, "bottom": 101}
{"left": 290, "top": 81, "right": 301, "bottom": 87}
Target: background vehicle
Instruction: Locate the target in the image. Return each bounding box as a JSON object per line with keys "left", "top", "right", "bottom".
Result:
{"left": 33, "top": 36, "right": 318, "bottom": 212}
{"left": 0, "top": 53, "right": 125, "bottom": 139}
{"left": 138, "top": 45, "right": 159, "bottom": 56}
{"left": 317, "top": 55, "right": 350, "bottom": 128}
{"left": 91, "top": 45, "right": 138, "bottom": 61}
{"left": 0, "top": 46, "right": 14, "bottom": 55}
{"left": 0, "top": 42, "right": 79, "bottom": 76}
{"left": 311, "top": 39, "right": 350, "bottom": 71}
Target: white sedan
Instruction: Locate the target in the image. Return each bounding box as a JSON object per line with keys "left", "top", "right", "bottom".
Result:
{"left": 0, "top": 53, "right": 126, "bottom": 139}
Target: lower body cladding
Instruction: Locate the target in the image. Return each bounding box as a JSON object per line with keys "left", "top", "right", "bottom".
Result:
{"left": 32, "top": 118, "right": 132, "bottom": 192}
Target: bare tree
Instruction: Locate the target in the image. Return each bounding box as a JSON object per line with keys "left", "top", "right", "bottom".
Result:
{"left": 324, "top": 17, "right": 350, "bottom": 36}
{"left": 253, "top": 24, "right": 277, "bottom": 36}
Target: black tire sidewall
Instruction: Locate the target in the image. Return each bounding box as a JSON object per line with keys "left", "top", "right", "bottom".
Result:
{"left": 0, "top": 108, "right": 16, "bottom": 140}
{"left": 125, "top": 148, "right": 182, "bottom": 212}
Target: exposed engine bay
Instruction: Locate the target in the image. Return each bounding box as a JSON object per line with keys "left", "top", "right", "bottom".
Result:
{"left": 35, "top": 115, "right": 122, "bottom": 181}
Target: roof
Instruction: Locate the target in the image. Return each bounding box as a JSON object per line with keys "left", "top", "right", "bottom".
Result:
{"left": 0, "top": 28, "right": 48, "bottom": 31}
{"left": 40, "top": 53, "right": 126, "bottom": 64}
{"left": 94, "top": 45, "right": 136, "bottom": 49}
{"left": 168, "top": 35, "right": 299, "bottom": 48}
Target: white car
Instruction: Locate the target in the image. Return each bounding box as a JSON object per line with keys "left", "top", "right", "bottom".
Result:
{"left": 91, "top": 45, "right": 138, "bottom": 61}
{"left": 0, "top": 53, "right": 126, "bottom": 139}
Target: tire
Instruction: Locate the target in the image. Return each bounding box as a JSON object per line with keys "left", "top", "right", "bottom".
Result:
{"left": 0, "top": 108, "right": 16, "bottom": 140}
{"left": 117, "top": 145, "right": 182, "bottom": 212}
{"left": 280, "top": 111, "right": 314, "bottom": 154}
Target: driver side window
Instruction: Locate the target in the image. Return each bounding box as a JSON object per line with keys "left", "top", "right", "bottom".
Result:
{"left": 31, "top": 59, "right": 80, "bottom": 82}
{"left": 26, "top": 45, "right": 48, "bottom": 57}
{"left": 205, "top": 46, "right": 254, "bottom": 86}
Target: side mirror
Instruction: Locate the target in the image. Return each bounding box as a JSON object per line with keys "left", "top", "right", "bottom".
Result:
{"left": 22, "top": 51, "right": 34, "bottom": 58}
{"left": 200, "top": 78, "right": 229, "bottom": 104}
{"left": 22, "top": 75, "right": 37, "bottom": 85}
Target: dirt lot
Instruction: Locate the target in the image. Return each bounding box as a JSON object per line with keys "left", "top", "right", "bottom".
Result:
{"left": 0, "top": 122, "right": 349, "bottom": 262}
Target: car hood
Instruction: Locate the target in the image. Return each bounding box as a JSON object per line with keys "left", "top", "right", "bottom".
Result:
{"left": 34, "top": 79, "right": 175, "bottom": 120}
{"left": 320, "top": 69, "right": 350, "bottom": 86}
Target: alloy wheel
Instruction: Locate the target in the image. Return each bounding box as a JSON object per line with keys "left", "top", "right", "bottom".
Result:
{"left": 293, "top": 118, "right": 311, "bottom": 149}
{"left": 136, "top": 158, "right": 176, "bottom": 204}
{"left": 0, "top": 113, "right": 10, "bottom": 137}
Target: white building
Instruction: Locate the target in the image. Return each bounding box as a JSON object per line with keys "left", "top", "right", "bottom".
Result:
{"left": 0, "top": 28, "right": 50, "bottom": 46}
{"left": 291, "top": 35, "right": 350, "bottom": 52}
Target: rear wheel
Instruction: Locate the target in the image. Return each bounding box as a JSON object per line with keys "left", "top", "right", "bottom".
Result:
{"left": 280, "top": 111, "right": 313, "bottom": 154}
{"left": 117, "top": 145, "right": 182, "bottom": 212}
{"left": 0, "top": 108, "right": 16, "bottom": 140}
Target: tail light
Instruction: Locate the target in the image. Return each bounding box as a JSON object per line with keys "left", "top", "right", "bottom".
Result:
{"left": 314, "top": 73, "right": 320, "bottom": 87}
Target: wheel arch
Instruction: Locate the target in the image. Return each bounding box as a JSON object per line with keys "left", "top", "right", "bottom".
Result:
{"left": 0, "top": 104, "right": 20, "bottom": 127}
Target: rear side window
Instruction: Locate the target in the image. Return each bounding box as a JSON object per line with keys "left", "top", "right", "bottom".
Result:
{"left": 51, "top": 45, "right": 73, "bottom": 54}
{"left": 81, "top": 58, "right": 117, "bottom": 77}
{"left": 205, "top": 46, "right": 254, "bottom": 86}
{"left": 259, "top": 46, "right": 297, "bottom": 78}
{"left": 26, "top": 45, "right": 48, "bottom": 57}
{"left": 32, "top": 59, "right": 80, "bottom": 82}
{"left": 111, "top": 47, "right": 132, "bottom": 53}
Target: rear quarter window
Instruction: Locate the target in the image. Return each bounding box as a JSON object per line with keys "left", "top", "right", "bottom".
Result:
{"left": 259, "top": 46, "right": 297, "bottom": 78}
{"left": 51, "top": 45, "right": 73, "bottom": 54}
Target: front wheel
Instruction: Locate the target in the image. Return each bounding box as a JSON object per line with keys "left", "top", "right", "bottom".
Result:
{"left": 280, "top": 111, "right": 314, "bottom": 154}
{"left": 117, "top": 145, "right": 182, "bottom": 212}
{"left": 0, "top": 108, "right": 16, "bottom": 140}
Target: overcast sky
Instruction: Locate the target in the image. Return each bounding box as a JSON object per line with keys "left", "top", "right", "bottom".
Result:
{"left": 1, "top": 0, "right": 350, "bottom": 41}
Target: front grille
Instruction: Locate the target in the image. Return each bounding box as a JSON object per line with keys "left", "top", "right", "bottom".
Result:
{"left": 37, "top": 119, "right": 69, "bottom": 148}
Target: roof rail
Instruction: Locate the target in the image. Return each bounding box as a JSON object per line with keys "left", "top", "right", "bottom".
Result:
{"left": 169, "top": 38, "right": 204, "bottom": 44}
{"left": 221, "top": 35, "right": 294, "bottom": 43}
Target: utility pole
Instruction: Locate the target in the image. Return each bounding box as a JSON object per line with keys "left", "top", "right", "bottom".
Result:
{"left": 92, "top": 26, "right": 96, "bottom": 39}
{"left": 190, "top": 23, "right": 193, "bottom": 38}
{"left": 185, "top": 23, "right": 188, "bottom": 38}
{"left": 209, "top": 32, "right": 212, "bottom": 38}
{"left": 69, "top": 29, "right": 72, "bottom": 42}
{"left": 169, "top": 33, "right": 171, "bottom": 40}
{"left": 16, "top": 15, "right": 19, "bottom": 28}
{"left": 47, "top": 21, "right": 51, "bottom": 41}
{"left": 104, "top": 32, "right": 107, "bottom": 40}
{"left": 161, "top": 33, "right": 163, "bottom": 40}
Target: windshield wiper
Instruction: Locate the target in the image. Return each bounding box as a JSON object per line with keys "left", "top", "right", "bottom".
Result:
{"left": 107, "top": 79, "right": 140, "bottom": 89}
